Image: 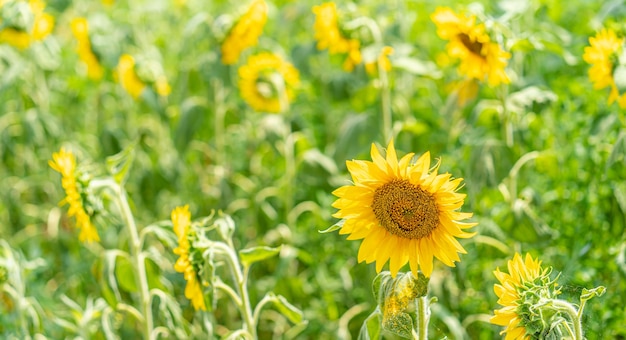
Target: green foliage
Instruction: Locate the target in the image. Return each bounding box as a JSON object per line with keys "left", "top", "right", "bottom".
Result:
{"left": 0, "top": 0, "right": 625, "bottom": 338}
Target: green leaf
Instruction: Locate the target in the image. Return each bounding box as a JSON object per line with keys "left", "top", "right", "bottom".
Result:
{"left": 580, "top": 286, "right": 606, "bottom": 302}
{"left": 358, "top": 309, "right": 382, "bottom": 340}
{"left": 239, "top": 246, "right": 281, "bottom": 268}
{"left": 319, "top": 219, "right": 344, "bottom": 233}
{"left": 114, "top": 256, "right": 138, "bottom": 293}
{"left": 382, "top": 312, "right": 413, "bottom": 339}
{"left": 268, "top": 292, "right": 303, "bottom": 324}
{"left": 106, "top": 143, "right": 135, "bottom": 185}
{"left": 173, "top": 97, "right": 207, "bottom": 153}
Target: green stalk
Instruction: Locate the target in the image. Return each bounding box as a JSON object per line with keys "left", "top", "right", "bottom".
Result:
{"left": 114, "top": 183, "right": 153, "bottom": 340}
{"left": 416, "top": 296, "right": 429, "bottom": 340}
{"left": 212, "top": 242, "right": 256, "bottom": 338}
{"left": 551, "top": 299, "right": 583, "bottom": 340}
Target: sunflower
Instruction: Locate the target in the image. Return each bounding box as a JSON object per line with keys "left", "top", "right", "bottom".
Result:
{"left": 221, "top": 0, "right": 267, "bottom": 65}
{"left": 332, "top": 140, "right": 476, "bottom": 278}
{"left": 238, "top": 52, "right": 300, "bottom": 113}
{"left": 116, "top": 54, "right": 147, "bottom": 99}
{"left": 172, "top": 205, "right": 206, "bottom": 311}
{"left": 0, "top": 0, "right": 54, "bottom": 49}
{"left": 431, "top": 7, "right": 510, "bottom": 86}
{"left": 491, "top": 253, "right": 553, "bottom": 340}
{"left": 312, "top": 2, "right": 362, "bottom": 72}
{"left": 583, "top": 28, "right": 626, "bottom": 108}
{"left": 71, "top": 18, "right": 104, "bottom": 80}
{"left": 49, "top": 148, "right": 100, "bottom": 243}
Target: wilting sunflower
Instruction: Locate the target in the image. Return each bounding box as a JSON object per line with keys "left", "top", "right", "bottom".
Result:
{"left": 221, "top": 0, "right": 267, "bottom": 65}
{"left": 332, "top": 140, "right": 476, "bottom": 278}
{"left": 172, "top": 205, "right": 206, "bottom": 311}
{"left": 238, "top": 52, "right": 300, "bottom": 113}
{"left": 71, "top": 18, "right": 104, "bottom": 80}
{"left": 312, "top": 2, "right": 362, "bottom": 72}
{"left": 431, "top": 6, "right": 510, "bottom": 86}
{"left": 49, "top": 148, "right": 99, "bottom": 243}
{"left": 0, "top": 0, "right": 55, "bottom": 49}
{"left": 116, "top": 54, "right": 147, "bottom": 99}
{"left": 583, "top": 28, "right": 626, "bottom": 108}
{"left": 491, "top": 253, "right": 553, "bottom": 340}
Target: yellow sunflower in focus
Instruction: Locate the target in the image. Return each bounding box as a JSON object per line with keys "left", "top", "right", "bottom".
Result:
{"left": 49, "top": 148, "right": 100, "bottom": 243}
{"left": 431, "top": 7, "right": 510, "bottom": 86}
{"left": 238, "top": 52, "right": 300, "bottom": 113}
{"left": 583, "top": 28, "right": 626, "bottom": 108}
{"left": 71, "top": 18, "right": 104, "bottom": 80}
{"left": 116, "top": 54, "right": 147, "bottom": 99}
{"left": 0, "top": 0, "right": 54, "bottom": 49}
{"left": 312, "top": 2, "right": 362, "bottom": 72}
{"left": 221, "top": 0, "right": 267, "bottom": 65}
{"left": 172, "top": 205, "right": 206, "bottom": 311}
{"left": 332, "top": 140, "right": 476, "bottom": 278}
{"left": 491, "top": 253, "right": 548, "bottom": 340}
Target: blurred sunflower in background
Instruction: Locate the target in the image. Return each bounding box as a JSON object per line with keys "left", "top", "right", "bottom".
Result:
{"left": 431, "top": 6, "right": 510, "bottom": 87}
{"left": 71, "top": 18, "right": 104, "bottom": 80}
{"left": 312, "top": 2, "right": 362, "bottom": 72}
{"left": 49, "top": 148, "right": 100, "bottom": 243}
{"left": 0, "top": 0, "right": 54, "bottom": 49}
{"left": 221, "top": 0, "right": 267, "bottom": 65}
{"left": 171, "top": 205, "right": 206, "bottom": 311}
{"left": 238, "top": 52, "right": 300, "bottom": 113}
{"left": 332, "top": 140, "right": 476, "bottom": 278}
{"left": 583, "top": 28, "right": 626, "bottom": 108}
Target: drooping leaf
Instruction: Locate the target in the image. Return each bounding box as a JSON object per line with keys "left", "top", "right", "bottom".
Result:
{"left": 267, "top": 292, "right": 303, "bottom": 324}
{"left": 106, "top": 143, "right": 135, "bottom": 185}
{"left": 319, "top": 219, "right": 344, "bottom": 233}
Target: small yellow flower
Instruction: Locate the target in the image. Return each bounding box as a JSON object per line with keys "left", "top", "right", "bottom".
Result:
{"left": 332, "top": 140, "right": 476, "bottom": 278}
{"left": 49, "top": 148, "right": 99, "bottom": 243}
{"left": 583, "top": 28, "right": 626, "bottom": 108}
{"left": 116, "top": 54, "right": 146, "bottom": 99}
{"left": 71, "top": 18, "right": 104, "bottom": 80}
{"left": 491, "top": 253, "right": 548, "bottom": 340}
{"left": 312, "top": 2, "right": 362, "bottom": 72}
{"left": 238, "top": 52, "right": 300, "bottom": 113}
{"left": 0, "top": 0, "right": 54, "bottom": 49}
{"left": 221, "top": 0, "right": 267, "bottom": 65}
{"left": 431, "top": 7, "right": 510, "bottom": 86}
{"left": 365, "top": 46, "right": 394, "bottom": 75}
{"left": 172, "top": 205, "right": 206, "bottom": 311}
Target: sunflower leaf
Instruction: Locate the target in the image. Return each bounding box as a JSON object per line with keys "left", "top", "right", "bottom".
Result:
{"left": 239, "top": 246, "right": 281, "bottom": 268}
{"left": 358, "top": 308, "right": 382, "bottom": 340}
{"left": 319, "top": 219, "right": 344, "bottom": 233}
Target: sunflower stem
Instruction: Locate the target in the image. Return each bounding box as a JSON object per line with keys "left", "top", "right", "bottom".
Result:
{"left": 212, "top": 79, "right": 227, "bottom": 183}
{"left": 416, "top": 295, "right": 430, "bottom": 340}
{"left": 379, "top": 52, "right": 393, "bottom": 143}
{"left": 113, "top": 182, "right": 154, "bottom": 340}
{"left": 211, "top": 241, "right": 257, "bottom": 338}
{"left": 498, "top": 85, "right": 513, "bottom": 148}
{"left": 551, "top": 299, "right": 583, "bottom": 340}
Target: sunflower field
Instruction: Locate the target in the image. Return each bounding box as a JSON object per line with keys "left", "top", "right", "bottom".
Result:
{"left": 1, "top": 0, "right": 626, "bottom": 339}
